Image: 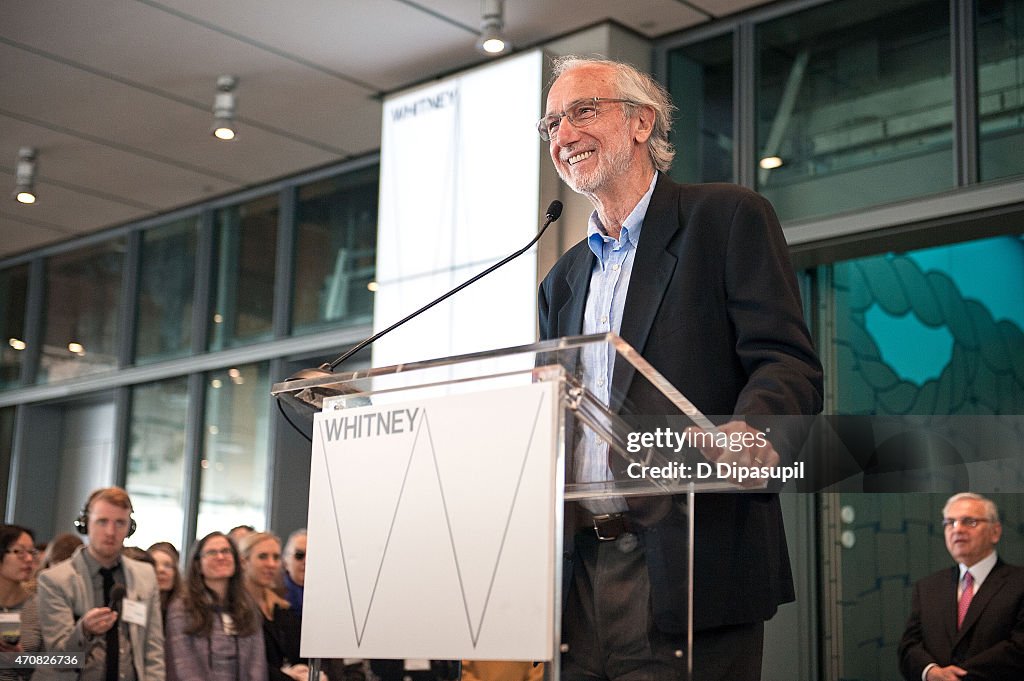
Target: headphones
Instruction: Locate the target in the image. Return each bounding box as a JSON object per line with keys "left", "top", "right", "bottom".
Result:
{"left": 74, "top": 489, "right": 137, "bottom": 538}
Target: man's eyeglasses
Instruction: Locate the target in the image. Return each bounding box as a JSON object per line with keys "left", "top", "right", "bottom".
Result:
{"left": 5, "top": 547, "right": 39, "bottom": 559}
{"left": 537, "top": 97, "right": 640, "bottom": 141}
{"left": 292, "top": 550, "right": 306, "bottom": 561}
{"left": 200, "top": 547, "right": 234, "bottom": 558}
{"left": 941, "top": 517, "right": 991, "bottom": 529}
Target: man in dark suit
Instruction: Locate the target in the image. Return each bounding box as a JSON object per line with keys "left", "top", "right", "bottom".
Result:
{"left": 899, "top": 493, "right": 1024, "bottom": 681}
{"left": 536, "top": 56, "right": 823, "bottom": 680}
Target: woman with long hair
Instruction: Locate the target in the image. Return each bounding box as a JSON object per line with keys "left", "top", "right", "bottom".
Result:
{"left": 147, "top": 541, "right": 181, "bottom": 623}
{"left": 165, "top": 531, "right": 266, "bottom": 681}
{"left": 0, "top": 524, "right": 41, "bottom": 681}
{"left": 238, "top": 532, "right": 308, "bottom": 681}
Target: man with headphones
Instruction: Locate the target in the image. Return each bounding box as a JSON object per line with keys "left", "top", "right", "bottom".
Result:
{"left": 35, "top": 486, "right": 165, "bottom": 680}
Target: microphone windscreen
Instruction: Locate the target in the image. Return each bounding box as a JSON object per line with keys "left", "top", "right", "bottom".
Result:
{"left": 545, "top": 200, "right": 563, "bottom": 222}
{"left": 109, "top": 584, "right": 127, "bottom": 613}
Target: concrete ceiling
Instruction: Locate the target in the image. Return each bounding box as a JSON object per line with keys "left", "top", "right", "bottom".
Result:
{"left": 0, "top": 0, "right": 773, "bottom": 260}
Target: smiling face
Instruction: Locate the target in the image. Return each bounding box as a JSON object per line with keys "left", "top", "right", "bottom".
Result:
{"left": 198, "top": 535, "right": 236, "bottom": 583}
{"left": 0, "top": 532, "right": 36, "bottom": 584}
{"left": 944, "top": 498, "right": 1001, "bottom": 567}
{"left": 242, "top": 537, "right": 282, "bottom": 590}
{"left": 545, "top": 64, "right": 651, "bottom": 197}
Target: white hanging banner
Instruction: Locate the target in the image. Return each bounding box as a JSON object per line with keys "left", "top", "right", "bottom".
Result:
{"left": 374, "top": 50, "right": 544, "bottom": 369}
{"left": 301, "top": 380, "right": 559, "bottom": 661}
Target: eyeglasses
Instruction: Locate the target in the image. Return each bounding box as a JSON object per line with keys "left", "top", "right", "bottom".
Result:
{"left": 536, "top": 97, "right": 640, "bottom": 141}
{"left": 200, "top": 547, "right": 234, "bottom": 558}
{"left": 942, "top": 517, "right": 991, "bottom": 529}
{"left": 5, "top": 548, "right": 39, "bottom": 559}
{"left": 292, "top": 550, "right": 306, "bottom": 561}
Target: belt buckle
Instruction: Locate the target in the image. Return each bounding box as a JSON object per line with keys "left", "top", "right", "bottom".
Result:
{"left": 592, "top": 513, "right": 626, "bottom": 541}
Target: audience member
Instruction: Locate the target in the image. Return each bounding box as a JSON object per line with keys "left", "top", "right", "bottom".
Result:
{"left": 899, "top": 492, "right": 1024, "bottom": 680}
{"left": 282, "top": 529, "right": 306, "bottom": 616}
{"left": 148, "top": 542, "right": 181, "bottom": 624}
{"left": 240, "top": 532, "right": 308, "bottom": 681}
{"left": 36, "top": 533, "right": 83, "bottom": 572}
{"left": 0, "top": 524, "right": 41, "bottom": 681}
{"left": 165, "top": 531, "right": 265, "bottom": 681}
{"left": 35, "top": 486, "right": 164, "bottom": 681}
{"left": 227, "top": 525, "right": 255, "bottom": 547}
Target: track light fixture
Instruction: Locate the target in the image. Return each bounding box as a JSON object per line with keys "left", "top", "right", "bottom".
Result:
{"left": 13, "top": 147, "right": 37, "bottom": 204}
{"left": 211, "top": 75, "right": 239, "bottom": 141}
{"left": 476, "top": 0, "right": 510, "bottom": 56}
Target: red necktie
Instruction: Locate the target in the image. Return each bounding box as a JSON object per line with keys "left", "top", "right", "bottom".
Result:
{"left": 957, "top": 571, "right": 974, "bottom": 629}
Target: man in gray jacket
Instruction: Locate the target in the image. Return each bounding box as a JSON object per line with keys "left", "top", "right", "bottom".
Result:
{"left": 36, "top": 486, "right": 164, "bottom": 680}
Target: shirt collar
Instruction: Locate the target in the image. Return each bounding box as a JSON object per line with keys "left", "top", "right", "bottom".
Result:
{"left": 587, "top": 171, "right": 658, "bottom": 257}
{"left": 960, "top": 550, "right": 998, "bottom": 584}
{"left": 80, "top": 546, "right": 122, "bottom": 576}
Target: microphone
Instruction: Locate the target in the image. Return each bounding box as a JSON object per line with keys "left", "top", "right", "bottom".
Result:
{"left": 323, "top": 199, "right": 563, "bottom": 371}
{"left": 108, "top": 584, "right": 126, "bottom": 614}
{"left": 276, "top": 200, "right": 563, "bottom": 440}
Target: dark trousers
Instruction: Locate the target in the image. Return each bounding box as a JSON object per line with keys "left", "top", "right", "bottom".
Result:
{"left": 561, "top": 531, "right": 764, "bottom": 681}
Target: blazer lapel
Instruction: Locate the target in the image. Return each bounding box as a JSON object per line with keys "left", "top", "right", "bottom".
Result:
{"left": 617, "top": 173, "right": 681, "bottom": 356}
{"left": 557, "top": 246, "right": 593, "bottom": 337}
{"left": 942, "top": 567, "right": 958, "bottom": 646}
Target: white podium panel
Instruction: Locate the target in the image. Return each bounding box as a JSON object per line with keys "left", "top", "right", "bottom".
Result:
{"left": 301, "top": 380, "right": 559, "bottom": 661}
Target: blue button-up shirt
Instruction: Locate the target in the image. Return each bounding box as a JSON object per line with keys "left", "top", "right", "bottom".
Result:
{"left": 577, "top": 171, "right": 658, "bottom": 513}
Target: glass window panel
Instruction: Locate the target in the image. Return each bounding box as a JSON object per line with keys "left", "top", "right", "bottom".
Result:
{"left": 978, "top": 0, "right": 1024, "bottom": 181}
{"left": 125, "top": 377, "right": 189, "bottom": 549}
{"left": 292, "top": 167, "right": 378, "bottom": 333}
{"left": 0, "top": 265, "right": 29, "bottom": 389}
{"left": 197, "top": 361, "right": 270, "bottom": 537}
{"left": 39, "top": 239, "right": 124, "bottom": 382}
{"left": 135, "top": 217, "right": 198, "bottom": 364}
{"left": 757, "top": 0, "right": 953, "bottom": 221}
{"left": 829, "top": 233, "right": 1024, "bottom": 415}
{"left": 208, "top": 195, "right": 278, "bottom": 351}
{"left": 666, "top": 33, "right": 734, "bottom": 184}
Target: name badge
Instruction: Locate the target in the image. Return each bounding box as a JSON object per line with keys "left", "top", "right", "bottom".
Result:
{"left": 221, "top": 613, "right": 237, "bottom": 636}
{"left": 404, "top": 659, "right": 431, "bottom": 671}
{"left": 121, "top": 599, "right": 147, "bottom": 627}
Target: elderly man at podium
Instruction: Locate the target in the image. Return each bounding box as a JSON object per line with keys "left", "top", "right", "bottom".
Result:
{"left": 537, "top": 56, "right": 823, "bottom": 681}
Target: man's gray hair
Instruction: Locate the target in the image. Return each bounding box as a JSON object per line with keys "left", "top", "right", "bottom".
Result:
{"left": 284, "top": 527, "right": 307, "bottom": 555}
{"left": 551, "top": 56, "right": 677, "bottom": 172}
{"left": 943, "top": 492, "right": 1000, "bottom": 523}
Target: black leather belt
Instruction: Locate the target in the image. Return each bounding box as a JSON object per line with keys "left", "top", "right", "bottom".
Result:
{"left": 590, "top": 512, "right": 640, "bottom": 541}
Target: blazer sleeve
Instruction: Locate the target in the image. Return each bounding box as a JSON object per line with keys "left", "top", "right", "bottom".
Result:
{"left": 724, "top": 190, "right": 823, "bottom": 418}
{"left": 35, "top": 569, "right": 92, "bottom": 654}
{"left": 241, "top": 627, "right": 267, "bottom": 681}
{"left": 164, "top": 600, "right": 206, "bottom": 681}
{"left": 898, "top": 580, "right": 935, "bottom": 681}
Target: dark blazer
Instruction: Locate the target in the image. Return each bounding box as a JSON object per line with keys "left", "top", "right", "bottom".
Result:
{"left": 538, "top": 174, "right": 823, "bottom": 632}
{"left": 899, "top": 559, "right": 1024, "bottom": 681}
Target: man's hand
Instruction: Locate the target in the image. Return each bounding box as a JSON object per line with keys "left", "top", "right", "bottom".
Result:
{"left": 686, "top": 421, "right": 778, "bottom": 488}
{"left": 925, "top": 665, "right": 967, "bottom": 681}
{"left": 81, "top": 606, "right": 118, "bottom": 636}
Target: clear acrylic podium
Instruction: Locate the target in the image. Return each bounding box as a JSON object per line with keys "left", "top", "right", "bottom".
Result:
{"left": 272, "top": 333, "right": 738, "bottom": 681}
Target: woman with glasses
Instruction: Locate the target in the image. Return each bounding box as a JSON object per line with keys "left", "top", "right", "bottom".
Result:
{"left": 147, "top": 541, "right": 181, "bottom": 624}
{"left": 0, "top": 524, "right": 41, "bottom": 680}
{"left": 165, "top": 531, "right": 266, "bottom": 681}
{"left": 239, "top": 532, "right": 310, "bottom": 681}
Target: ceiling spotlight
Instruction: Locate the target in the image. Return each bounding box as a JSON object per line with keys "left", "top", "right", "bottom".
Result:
{"left": 211, "top": 75, "right": 239, "bottom": 141}
{"left": 759, "top": 156, "right": 783, "bottom": 170}
{"left": 476, "top": 0, "right": 510, "bottom": 56}
{"left": 13, "top": 147, "right": 37, "bottom": 204}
